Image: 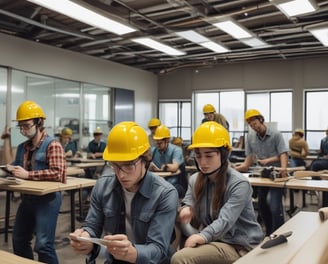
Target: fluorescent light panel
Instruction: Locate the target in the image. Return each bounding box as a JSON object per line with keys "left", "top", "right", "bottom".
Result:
{"left": 241, "top": 37, "right": 270, "bottom": 48}
{"left": 272, "top": 0, "right": 317, "bottom": 17}
{"left": 213, "top": 20, "right": 252, "bottom": 39}
{"left": 27, "top": 0, "right": 136, "bottom": 35}
{"left": 131, "top": 38, "right": 185, "bottom": 56}
{"left": 309, "top": 27, "right": 328, "bottom": 46}
{"left": 176, "top": 30, "right": 229, "bottom": 53}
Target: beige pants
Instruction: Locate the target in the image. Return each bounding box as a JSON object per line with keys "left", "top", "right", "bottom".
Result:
{"left": 171, "top": 242, "right": 249, "bottom": 264}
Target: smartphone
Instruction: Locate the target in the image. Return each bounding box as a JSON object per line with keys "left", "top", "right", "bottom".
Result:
{"left": 0, "top": 165, "right": 13, "bottom": 176}
{"left": 69, "top": 234, "right": 110, "bottom": 246}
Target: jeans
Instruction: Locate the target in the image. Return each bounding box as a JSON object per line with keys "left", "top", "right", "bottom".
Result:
{"left": 13, "top": 192, "right": 62, "bottom": 264}
{"left": 257, "top": 187, "right": 284, "bottom": 235}
{"left": 311, "top": 159, "right": 328, "bottom": 206}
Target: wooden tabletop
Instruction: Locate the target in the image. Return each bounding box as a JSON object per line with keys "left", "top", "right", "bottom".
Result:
{"left": 66, "top": 158, "right": 106, "bottom": 163}
{"left": 234, "top": 211, "right": 323, "bottom": 264}
{"left": 0, "top": 177, "right": 96, "bottom": 195}
{"left": 244, "top": 174, "right": 328, "bottom": 192}
{"left": 73, "top": 162, "right": 105, "bottom": 169}
{"left": 0, "top": 250, "right": 44, "bottom": 263}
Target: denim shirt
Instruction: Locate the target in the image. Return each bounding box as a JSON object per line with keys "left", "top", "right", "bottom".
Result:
{"left": 182, "top": 167, "right": 263, "bottom": 250}
{"left": 82, "top": 170, "right": 179, "bottom": 264}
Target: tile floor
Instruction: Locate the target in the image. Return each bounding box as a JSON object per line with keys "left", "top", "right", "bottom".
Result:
{"left": 0, "top": 189, "right": 322, "bottom": 264}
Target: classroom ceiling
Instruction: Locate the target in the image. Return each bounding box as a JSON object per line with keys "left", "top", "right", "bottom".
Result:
{"left": 0, "top": 0, "right": 328, "bottom": 74}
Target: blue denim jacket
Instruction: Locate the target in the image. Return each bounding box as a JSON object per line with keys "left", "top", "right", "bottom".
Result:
{"left": 82, "top": 170, "right": 179, "bottom": 264}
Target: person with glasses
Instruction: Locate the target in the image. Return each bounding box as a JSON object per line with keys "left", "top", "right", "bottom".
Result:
{"left": 171, "top": 122, "right": 263, "bottom": 264}
{"left": 1, "top": 100, "right": 66, "bottom": 264}
{"left": 70, "top": 121, "right": 179, "bottom": 264}
{"left": 149, "top": 124, "right": 188, "bottom": 198}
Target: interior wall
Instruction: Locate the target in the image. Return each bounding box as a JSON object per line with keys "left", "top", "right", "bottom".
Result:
{"left": 158, "top": 56, "right": 328, "bottom": 129}
{"left": 0, "top": 33, "right": 158, "bottom": 129}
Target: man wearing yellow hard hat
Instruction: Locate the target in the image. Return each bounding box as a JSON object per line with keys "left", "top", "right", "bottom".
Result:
{"left": 1, "top": 100, "right": 66, "bottom": 264}
{"left": 69, "top": 121, "right": 178, "bottom": 263}
{"left": 202, "top": 104, "right": 229, "bottom": 130}
{"left": 147, "top": 117, "right": 161, "bottom": 147}
{"left": 59, "top": 127, "right": 79, "bottom": 158}
{"left": 234, "top": 109, "right": 288, "bottom": 236}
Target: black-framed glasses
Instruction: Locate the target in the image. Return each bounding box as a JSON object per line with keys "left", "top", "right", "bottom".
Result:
{"left": 17, "top": 123, "right": 36, "bottom": 131}
{"left": 109, "top": 158, "right": 141, "bottom": 174}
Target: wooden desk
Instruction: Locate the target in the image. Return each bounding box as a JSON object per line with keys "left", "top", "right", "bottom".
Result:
{"left": 247, "top": 176, "right": 328, "bottom": 192}
{"left": 67, "top": 158, "right": 106, "bottom": 164}
{"left": 153, "top": 169, "right": 181, "bottom": 178}
{"left": 234, "top": 211, "right": 322, "bottom": 264}
{"left": 73, "top": 162, "right": 105, "bottom": 169}
{"left": 0, "top": 250, "right": 44, "bottom": 263}
{"left": 289, "top": 218, "right": 328, "bottom": 264}
{"left": 0, "top": 177, "right": 96, "bottom": 242}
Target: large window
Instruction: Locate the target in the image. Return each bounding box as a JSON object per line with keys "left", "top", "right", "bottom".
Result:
{"left": 194, "top": 91, "right": 245, "bottom": 146}
{"left": 305, "top": 90, "right": 328, "bottom": 150}
{"left": 0, "top": 68, "right": 7, "bottom": 149}
{"left": 159, "top": 100, "right": 191, "bottom": 142}
{"left": 5, "top": 68, "right": 132, "bottom": 150}
{"left": 246, "top": 91, "right": 292, "bottom": 144}
{"left": 193, "top": 90, "right": 292, "bottom": 147}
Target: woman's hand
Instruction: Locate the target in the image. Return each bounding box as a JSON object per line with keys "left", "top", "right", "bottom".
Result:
{"left": 179, "top": 206, "right": 193, "bottom": 224}
{"left": 184, "top": 234, "right": 206, "bottom": 248}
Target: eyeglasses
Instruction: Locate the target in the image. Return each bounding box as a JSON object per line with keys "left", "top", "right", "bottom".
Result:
{"left": 109, "top": 158, "right": 141, "bottom": 174}
{"left": 17, "top": 123, "right": 36, "bottom": 131}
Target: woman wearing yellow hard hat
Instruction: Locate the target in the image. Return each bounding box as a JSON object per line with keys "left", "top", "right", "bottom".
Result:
{"left": 171, "top": 122, "right": 263, "bottom": 264}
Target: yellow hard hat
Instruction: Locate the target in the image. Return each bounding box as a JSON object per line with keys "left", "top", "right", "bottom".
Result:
{"left": 103, "top": 121, "right": 150, "bottom": 161}
{"left": 61, "top": 127, "right": 73, "bottom": 136}
{"left": 16, "top": 100, "right": 46, "bottom": 121}
{"left": 188, "top": 121, "right": 231, "bottom": 151}
{"left": 153, "top": 125, "right": 170, "bottom": 140}
{"left": 148, "top": 118, "right": 161, "bottom": 128}
{"left": 203, "top": 104, "right": 216, "bottom": 114}
{"left": 294, "top": 128, "right": 304, "bottom": 136}
{"left": 171, "top": 137, "right": 183, "bottom": 146}
{"left": 93, "top": 127, "right": 104, "bottom": 134}
{"left": 244, "top": 109, "right": 263, "bottom": 121}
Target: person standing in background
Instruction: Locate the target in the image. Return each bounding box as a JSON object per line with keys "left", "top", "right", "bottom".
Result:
{"left": 233, "top": 109, "right": 288, "bottom": 236}
{"left": 147, "top": 117, "right": 161, "bottom": 148}
{"left": 2, "top": 100, "right": 66, "bottom": 264}
{"left": 201, "top": 104, "right": 229, "bottom": 130}
{"left": 289, "top": 128, "right": 309, "bottom": 167}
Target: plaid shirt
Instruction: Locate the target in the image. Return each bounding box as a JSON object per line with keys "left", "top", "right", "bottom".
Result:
{"left": 19, "top": 131, "right": 66, "bottom": 183}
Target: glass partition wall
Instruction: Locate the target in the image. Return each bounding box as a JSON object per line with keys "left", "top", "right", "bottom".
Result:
{"left": 4, "top": 68, "right": 116, "bottom": 150}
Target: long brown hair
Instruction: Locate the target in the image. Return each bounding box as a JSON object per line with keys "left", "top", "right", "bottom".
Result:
{"left": 194, "top": 147, "right": 230, "bottom": 219}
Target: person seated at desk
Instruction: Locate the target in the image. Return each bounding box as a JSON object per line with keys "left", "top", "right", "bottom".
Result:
{"left": 171, "top": 122, "right": 263, "bottom": 264}
{"left": 2, "top": 100, "right": 66, "bottom": 264}
{"left": 59, "top": 127, "right": 80, "bottom": 158}
{"left": 86, "top": 127, "right": 106, "bottom": 160}
{"left": 233, "top": 109, "right": 288, "bottom": 236}
{"left": 171, "top": 136, "right": 194, "bottom": 166}
{"left": 289, "top": 128, "right": 309, "bottom": 167}
{"left": 69, "top": 121, "right": 179, "bottom": 264}
{"left": 149, "top": 125, "right": 188, "bottom": 198}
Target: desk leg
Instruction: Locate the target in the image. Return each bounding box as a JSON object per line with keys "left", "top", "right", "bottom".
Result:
{"left": 79, "top": 188, "right": 83, "bottom": 219}
{"left": 4, "top": 191, "right": 11, "bottom": 243}
{"left": 70, "top": 190, "right": 76, "bottom": 232}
